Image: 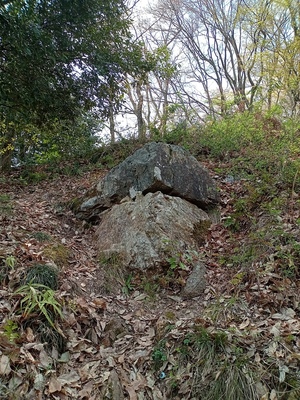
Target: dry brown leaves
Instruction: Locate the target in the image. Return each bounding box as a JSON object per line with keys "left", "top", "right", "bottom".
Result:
{"left": 0, "top": 166, "right": 300, "bottom": 399}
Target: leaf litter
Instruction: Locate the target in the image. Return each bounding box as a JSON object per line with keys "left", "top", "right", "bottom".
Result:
{"left": 0, "top": 165, "right": 300, "bottom": 399}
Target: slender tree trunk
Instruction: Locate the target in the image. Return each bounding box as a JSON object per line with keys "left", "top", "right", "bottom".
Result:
{"left": 136, "top": 81, "right": 146, "bottom": 139}
{"left": 0, "top": 149, "right": 13, "bottom": 172}
{"left": 109, "top": 106, "right": 115, "bottom": 144}
{"left": 0, "top": 129, "right": 13, "bottom": 172}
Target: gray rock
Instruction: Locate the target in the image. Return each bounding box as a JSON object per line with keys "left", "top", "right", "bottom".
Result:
{"left": 94, "top": 191, "right": 210, "bottom": 296}
{"left": 79, "top": 142, "right": 219, "bottom": 222}
{"left": 181, "top": 262, "right": 206, "bottom": 298}
{"left": 101, "top": 369, "right": 124, "bottom": 399}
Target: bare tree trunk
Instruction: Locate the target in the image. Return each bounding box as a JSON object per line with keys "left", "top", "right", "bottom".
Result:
{"left": 0, "top": 149, "right": 13, "bottom": 172}
{"left": 136, "top": 81, "right": 146, "bottom": 139}
{"left": 0, "top": 129, "right": 13, "bottom": 172}
{"left": 109, "top": 106, "right": 115, "bottom": 144}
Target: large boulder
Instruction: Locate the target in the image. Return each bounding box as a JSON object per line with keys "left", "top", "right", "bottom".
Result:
{"left": 94, "top": 191, "right": 211, "bottom": 297}
{"left": 79, "top": 142, "right": 219, "bottom": 222}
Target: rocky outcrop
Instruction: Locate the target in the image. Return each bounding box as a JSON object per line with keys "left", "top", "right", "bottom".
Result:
{"left": 78, "top": 142, "right": 220, "bottom": 298}
{"left": 94, "top": 192, "right": 210, "bottom": 297}
{"left": 78, "top": 142, "right": 219, "bottom": 223}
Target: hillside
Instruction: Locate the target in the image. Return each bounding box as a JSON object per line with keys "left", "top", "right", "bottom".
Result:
{"left": 1, "top": 129, "right": 300, "bottom": 399}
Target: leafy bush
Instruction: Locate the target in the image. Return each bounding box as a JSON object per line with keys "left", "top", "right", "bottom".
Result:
{"left": 14, "top": 283, "right": 63, "bottom": 330}
{"left": 30, "top": 232, "right": 52, "bottom": 242}
{"left": 200, "top": 112, "right": 300, "bottom": 191}
{"left": 154, "top": 326, "right": 258, "bottom": 400}
{"left": 24, "top": 264, "right": 59, "bottom": 290}
{"left": 200, "top": 112, "right": 263, "bottom": 159}
{"left": 152, "top": 339, "right": 168, "bottom": 370}
{"left": 3, "top": 319, "right": 19, "bottom": 342}
{"left": 0, "top": 255, "right": 17, "bottom": 284}
{"left": 11, "top": 114, "right": 101, "bottom": 168}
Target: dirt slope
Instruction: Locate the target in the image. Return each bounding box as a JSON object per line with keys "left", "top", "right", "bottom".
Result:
{"left": 1, "top": 164, "right": 300, "bottom": 399}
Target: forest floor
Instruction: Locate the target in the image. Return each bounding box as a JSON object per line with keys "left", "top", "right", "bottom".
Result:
{"left": 1, "top": 156, "right": 300, "bottom": 399}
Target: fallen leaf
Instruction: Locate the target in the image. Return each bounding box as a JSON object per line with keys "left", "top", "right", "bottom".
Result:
{"left": 78, "top": 380, "right": 94, "bottom": 397}
{"left": 270, "top": 389, "right": 278, "bottom": 400}
{"left": 48, "top": 375, "right": 62, "bottom": 393}
{"left": 0, "top": 355, "right": 11, "bottom": 375}
{"left": 239, "top": 318, "right": 250, "bottom": 329}
{"left": 57, "top": 370, "right": 80, "bottom": 386}
{"left": 34, "top": 373, "right": 45, "bottom": 390}
{"left": 279, "top": 365, "right": 289, "bottom": 383}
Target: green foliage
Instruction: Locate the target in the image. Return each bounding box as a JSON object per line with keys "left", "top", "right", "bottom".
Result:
{"left": 192, "top": 326, "right": 228, "bottom": 350}
{"left": 167, "top": 250, "right": 196, "bottom": 272}
{"left": 31, "top": 231, "right": 52, "bottom": 242}
{"left": 160, "top": 239, "right": 203, "bottom": 290}
{"left": 16, "top": 115, "right": 101, "bottom": 167}
{"left": 43, "top": 243, "right": 70, "bottom": 267}
{"left": 201, "top": 112, "right": 300, "bottom": 191}
{"left": 223, "top": 215, "right": 241, "bottom": 232}
{"left": 153, "top": 326, "right": 257, "bottom": 399}
{"left": 140, "top": 276, "right": 159, "bottom": 299}
{"left": 20, "top": 169, "right": 49, "bottom": 183}
{"left": 35, "top": 320, "right": 66, "bottom": 353}
{"left": 222, "top": 228, "right": 274, "bottom": 270}
{"left": 0, "top": 194, "right": 13, "bottom": 216}
{"left": 122, "top": 274, "right": 134, "bottom": 296}
{"left": 201, "top": 112, "right": 264, "bottom": 159}
{"left": 152, "top": 340, "right": 168, "bottom": 370}
{"left": 0, "top": 255, "right": 17, "bottom": 284}
{"left": 90, "top": 139, "right": 143, "bottom": 169}
{"left": 14, "top": 283, "right": 63, "bottom": 330}
{"left": 152, "top": 45, "right": 177, "bottom": 80}
{"left": 4, "top": 255, "right": 16, "bottom": 270}
{"left": 3, "top": 319, "right": 19, "bottom": 342}
{"left": 274, "top": 236, "right": 300, "bottom": 279}
{"left": 159, "top": 121, "right": 190, "bottom": 146}
{"left": 24, "top": 264, "right": 59, "bottom": 290}
{"left": 0, "top": 0, "right": 149, "bottom": 170}
{"left": 99, "top": 252, "right": 128, "bottom": 294}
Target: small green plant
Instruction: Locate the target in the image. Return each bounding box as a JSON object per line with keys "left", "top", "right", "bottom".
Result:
{"left": 0, "top": 194, "right": 13, "bottom": 216}
{"left": 43, "top": 243, "right": 70, "bottom": 267}
{"left": 31, "top": 232, "right": 52, "bottom": 242}
{"left": 35, "top": 320, "right": 66, "bottom": 353}
{"left": 167, "top": 254, "right": 188, "bottom": 271}
{"left": 122, "top": 274, "right": 134, "bottom": 295}
{"left": 101, "top": 154, "right": 115, "bottom": 168}
{"left": 275, "top": 240, "right": 300, "bottom": 279}
{"left": 99, "top": 252, "right": 127, "bottom": 294}
{"left": 230, "top": 272, "right": 245, "bottom": 286}
{"left": 3, "top": 319, "right": 19, "bottom": 342}
{"left": 14, "top": 283, "right": 63, "bottom": 330}
{"left": 223, "top": 215, "right": 241, "bottom": 231}
{"left": 163, "top": 238, "right": 200, "bottom": 272}
{"left": 152, "top": 340, "right": 168, "bottom": 370}
{"left": 176, "top": 327, "right": 257, "bottom": 400}
{"left": 5, "top": 255, "right": 16, "bottom": 269}
{"left": 0, "top": 255, "right": 17, "bottom": 283}
{"left": 20, "top": 170, "right": 49, "bottom": 183}
{"left": 24, "top": 264, "right": 59, "bottom": 289}
{"left": 62, "top": 162, "right": 81, "bottom": 176}
{"left": 140, "top": 276, "right": 159, "bottom": 299}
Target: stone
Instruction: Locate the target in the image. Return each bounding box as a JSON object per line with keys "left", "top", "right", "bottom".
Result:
{"left": 181, "top": 262, "right": 206, "bottom": 299}
{"left": 78, "top": 142, "right": 219, "bottom": 222}
{"left": 100, "top": 369, "right": 124, "bottom": 399}
{"left": 94, "top": 191, "right": 210, "bottom": 297}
